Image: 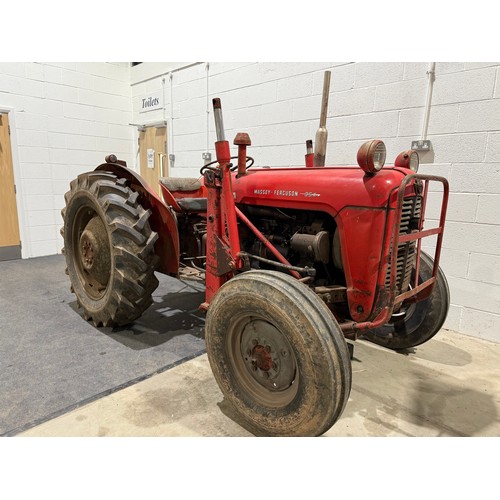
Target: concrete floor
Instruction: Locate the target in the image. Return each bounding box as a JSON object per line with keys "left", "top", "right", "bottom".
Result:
{"left": 20, "top": 329, "right": 500, "bottom": 437}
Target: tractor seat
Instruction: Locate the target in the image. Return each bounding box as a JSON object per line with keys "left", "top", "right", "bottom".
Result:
{"left": 160, "top": 177, "right": 201, "bottom": 192}
{"left": 176, "top": 197, "right": 207, "bottom": 212}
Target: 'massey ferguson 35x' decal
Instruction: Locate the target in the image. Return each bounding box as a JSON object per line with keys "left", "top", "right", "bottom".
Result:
{"left": 253, "top": 189, "right": 320, "bottom": 198}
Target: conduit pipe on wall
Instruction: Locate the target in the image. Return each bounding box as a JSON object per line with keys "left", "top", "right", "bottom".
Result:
{"left": 162, "top": 76, "right": 166, "bottom": 123}
{"left": 169, "top": 72, "right": 175, "bottom": 169}
{"left": 205, "top": 62, "right": 210, "bottom": 155}
{"left": 421, "top": 62, "right": 436, "bottom": 141}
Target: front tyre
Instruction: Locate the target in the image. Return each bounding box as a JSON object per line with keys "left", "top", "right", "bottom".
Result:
{"left": 362, "top": 251, "right": 450, "bottom": 350}
{"left": 205, "top": 270, "right": 352, "bottom": 437}
{"left": 61, "top": 171, "right": 159, "bottom": 327}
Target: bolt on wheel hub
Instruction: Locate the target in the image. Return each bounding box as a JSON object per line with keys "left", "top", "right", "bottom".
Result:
{"left": 251, "top": 344, "right": 273, "bottom": 371}
{"left": 80, "top": 231, "right": 97, "bottom": 270}
{"left": 241, "top": 319, "right": 296, "bottom": 392}
{"left": 75, "top": 214, "right": 111, "bottom": 297}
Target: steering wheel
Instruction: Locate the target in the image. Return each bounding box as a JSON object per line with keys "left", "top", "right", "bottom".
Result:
{"left": 200, "top": 156, "right": 254, "bottom": 175}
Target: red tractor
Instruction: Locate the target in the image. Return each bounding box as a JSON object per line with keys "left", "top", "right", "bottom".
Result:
{"left": 61, "top": 72, "right": 449, "bottom": 436}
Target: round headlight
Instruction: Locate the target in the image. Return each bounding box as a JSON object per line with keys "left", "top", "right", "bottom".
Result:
{"left": 357, "top": 140, "right": 386, "bottom": 175}
{"left": 394, "top": 150, "right": 419, "bottom": 173}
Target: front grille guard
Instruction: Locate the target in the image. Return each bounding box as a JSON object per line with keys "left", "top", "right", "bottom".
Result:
{"left": 340, "top": 173, "right": 449, "bottom": 335}
{"left": 385, "top": 195, "right": 422, "bottom": 293}
{"left": 391, "top": 174, "right": 449, "bottom": 305}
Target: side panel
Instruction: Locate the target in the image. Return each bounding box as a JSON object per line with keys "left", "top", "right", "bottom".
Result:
{"left": 335, "top": 206, "right": 390, "bottom": 322}
{"left": 95, "top": 163, "right": 180, "bottom": 276}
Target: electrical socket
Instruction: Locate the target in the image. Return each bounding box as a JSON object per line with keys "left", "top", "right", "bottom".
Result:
{"left": 411, "top": 140, "right": 432, "bottom": 152}
{"left": 202, "top": 152, "right": 212, "bottom": 163}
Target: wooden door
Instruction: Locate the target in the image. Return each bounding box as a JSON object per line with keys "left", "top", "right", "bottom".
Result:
{"left": 138, "top": 125, "right": 168, "bottom": 196}
{"left": 0, "top": 113, "right": 21, "bottom": 261}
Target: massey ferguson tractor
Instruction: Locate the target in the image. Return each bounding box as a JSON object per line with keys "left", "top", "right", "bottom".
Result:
{"left": 61, "top": 71, "right": 449, "bottom": 436}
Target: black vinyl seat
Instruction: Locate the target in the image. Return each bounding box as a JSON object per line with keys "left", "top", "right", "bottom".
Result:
{"left": 176, "top": 197, "right": 208, "bottom": 212}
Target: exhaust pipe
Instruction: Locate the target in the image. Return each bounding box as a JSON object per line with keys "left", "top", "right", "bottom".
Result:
{"left": 213, "top": 98, "right": 226, "bottom": 142}
{"left": 313, "top": 71, "right": 331, "bottom": 167}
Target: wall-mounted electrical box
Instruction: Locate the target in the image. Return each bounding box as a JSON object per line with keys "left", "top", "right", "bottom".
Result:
{"left": 411, "top": 140, "right": 432, "bottom": 152}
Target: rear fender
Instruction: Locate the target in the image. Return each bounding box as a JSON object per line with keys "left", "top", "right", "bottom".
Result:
{"left": 95, "top": 163, "right": 180, "bottom": 277}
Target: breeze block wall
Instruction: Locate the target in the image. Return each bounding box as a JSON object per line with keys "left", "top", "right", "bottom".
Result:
{"left": 132, "top": 62, "right": 500, "bottom": 342}
{"left": 0, "top": 62, "right": 132, "bottom": 258}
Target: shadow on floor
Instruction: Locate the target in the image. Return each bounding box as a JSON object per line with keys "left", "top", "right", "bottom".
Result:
{"left": 69, "top": 288, "right": 206, "bottom": 350}
{"left": 347, "top": 339, "right": 498, "bottom": 436}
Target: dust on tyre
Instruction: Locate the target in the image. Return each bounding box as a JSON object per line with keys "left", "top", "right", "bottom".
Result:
{"left": 362, "top": 251, "right": 450, "bottom": 350}
{"left": 61, "top": 171, "right": 159, "bottom": 327}
{"left": 205, "top": 270, "right": 352, "bottom": 437}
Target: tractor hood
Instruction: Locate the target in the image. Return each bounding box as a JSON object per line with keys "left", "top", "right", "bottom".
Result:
{"left": 232, "top": 166, "right": 409, "bottom": 215}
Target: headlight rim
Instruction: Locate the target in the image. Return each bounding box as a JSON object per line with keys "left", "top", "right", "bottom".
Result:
{"left": 394, "top": 149, "right": 420, "bottom": 173}
{"left": 357, "top": 139, "right": 387, "bottom": 175}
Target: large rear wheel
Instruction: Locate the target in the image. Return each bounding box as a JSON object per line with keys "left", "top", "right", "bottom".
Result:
{"left": 205, "top": 270, "right": 352, "bottom": 436}
{"left": 362, "top": 251, "right": 450, "bottom": 350}
{"left": 61, "top": 171, "right": 159, "bottom": 327}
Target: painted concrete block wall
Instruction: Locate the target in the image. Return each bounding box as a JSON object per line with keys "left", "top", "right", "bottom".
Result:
{"left": 0, "top": 62, "right": 132, "bottom": 259}
{"left": 132, "top": 62, "right": 500, "bottom": 342}
{"left": 1, "top": 62, "right": 497, "bottom": 342}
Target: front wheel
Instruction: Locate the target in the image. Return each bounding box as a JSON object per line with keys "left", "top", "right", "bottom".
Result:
{"left": 205, "top": 270, "right": 352, "bottom": 437}
{"left": 362, "top": 251, "right": 450, "bottom": 350}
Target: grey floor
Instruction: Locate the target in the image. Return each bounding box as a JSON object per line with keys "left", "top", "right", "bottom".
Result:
{"left": 19, "top": 330, "right": 500, "bottom": 438}
{"left": 2, "top": 254, "right": 500, "bottom": 440}
{"left": 0, "top": 254, "right": 206, "bottom": 436}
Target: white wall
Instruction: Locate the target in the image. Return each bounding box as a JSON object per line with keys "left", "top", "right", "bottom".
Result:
{"left": 2, "top": 61, "right": 499, "bottom": 342}
{"left": 132, "top": 62, "right": 500, "bottom": 342}
{"left": 0, "top": 62, "right": 133, "bottom": 258}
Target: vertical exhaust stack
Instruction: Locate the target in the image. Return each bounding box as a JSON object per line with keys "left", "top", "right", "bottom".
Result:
{"left": 212, "top": 98, "right": 226, "bottom": 142}
{"left": 313, "top": 71, "right": 331, "bottom": 167}
{"left": 212, "top": 98, "right": 231, "bottom": 164}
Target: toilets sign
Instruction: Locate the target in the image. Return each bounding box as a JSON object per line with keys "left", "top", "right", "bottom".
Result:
{"left": 139, "top": 91, "right": 163, "bottom": 113}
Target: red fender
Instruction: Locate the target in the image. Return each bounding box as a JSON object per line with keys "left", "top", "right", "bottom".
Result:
{"left": 95, "top": 163, "right": 180, "bottom": 277}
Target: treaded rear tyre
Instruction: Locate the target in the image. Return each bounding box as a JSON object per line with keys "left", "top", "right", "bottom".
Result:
{"left": 205, "top": 270, "right": 352, "bottom": 437}
{"left": 61, "top": 171, "right": 159, "bottom": 327}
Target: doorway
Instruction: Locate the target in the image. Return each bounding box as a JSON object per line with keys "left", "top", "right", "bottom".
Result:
{"left": 138, "top": 125, "right": 168, "bottom": 196}
{"left": 0, "top": 113, "right": 21, "bottom": 261}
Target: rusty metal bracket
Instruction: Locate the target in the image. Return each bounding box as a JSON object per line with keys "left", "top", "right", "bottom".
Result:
{"left": 214, "top": 236, "right": 235, "bottom": 276}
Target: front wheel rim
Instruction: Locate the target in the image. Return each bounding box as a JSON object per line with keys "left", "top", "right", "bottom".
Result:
{"left": 390, "top": 284, "right": 417, "bottom": 322}
{"left": 227, "top": 315, "right": 299, "bottom": 408}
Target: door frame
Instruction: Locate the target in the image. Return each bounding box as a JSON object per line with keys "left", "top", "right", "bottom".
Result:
{"left": 132, "top": 119, "right": 169, "bottom": 189}
{"left": 0, "top": 107, "right": 29, "bottom": 259}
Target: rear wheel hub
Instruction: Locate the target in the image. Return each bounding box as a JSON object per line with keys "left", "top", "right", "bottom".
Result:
{"left": 75, "top": 213, "right": 111, "bottom": 299}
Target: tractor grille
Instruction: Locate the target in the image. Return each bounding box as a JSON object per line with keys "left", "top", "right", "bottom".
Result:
{"left": 385, "top": 196, "right": 422, "bottom": 293}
